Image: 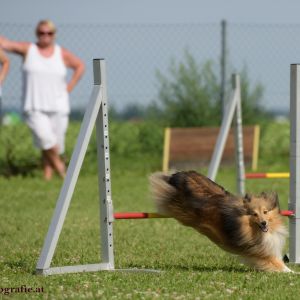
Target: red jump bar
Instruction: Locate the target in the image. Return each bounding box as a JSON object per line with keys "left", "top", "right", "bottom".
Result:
{"left": 114, "top": 212, "right": 169, "bottom": 219}
{"left": 280, "top": 210, "right": 295, "bottom": 217}
{"left": 114, "top": 210, "right": 295, "bottom": 219}
{"left": 245, "top": 173, "right": 267, "bottom": 179}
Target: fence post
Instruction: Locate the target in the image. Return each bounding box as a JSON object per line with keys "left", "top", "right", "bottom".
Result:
{"left": 220, "top": 19, "right": 228, "bottom": 118}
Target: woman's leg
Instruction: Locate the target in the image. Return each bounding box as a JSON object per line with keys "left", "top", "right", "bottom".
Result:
{"left": 42, "top": 145, "right": 66, "bottom": 179}
{"left": 42, "top": 152, "right": 54, "bottom": 180}
{"left": 25, "top": 111, "right": 67, "bottom": 179}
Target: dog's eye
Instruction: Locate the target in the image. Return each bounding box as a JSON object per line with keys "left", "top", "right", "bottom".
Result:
{"left": 263, "top": 210, "right": 268, "bottom": 214}
{"left": 253, "top": 213, "right": 258, "bottom": 217}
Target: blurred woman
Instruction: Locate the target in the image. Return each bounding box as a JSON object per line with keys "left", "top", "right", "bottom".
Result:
{"left": 0, "top": 20, "right": 85, "bottom": 180}
{"left": 0, "top": 48, "right": 10, "bottom": 122}
{"left": 0, "top": 48, "right": 9, "bottom": 87}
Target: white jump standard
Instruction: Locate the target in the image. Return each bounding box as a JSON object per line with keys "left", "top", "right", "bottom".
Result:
{"left": 208, "top": 74, "right": 245, "bottom": 195}
{"left": 289, "top": 64, "right": 300, "bottom": 264}
{"left": 36, "top": 59, "right": 114, "bottom": 275}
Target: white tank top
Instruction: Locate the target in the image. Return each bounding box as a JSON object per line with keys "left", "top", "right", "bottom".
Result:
{"left": 23, "top": 44, "right": 69, "bottom": 113}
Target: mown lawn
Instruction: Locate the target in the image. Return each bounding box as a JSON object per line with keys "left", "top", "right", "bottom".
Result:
{"left": 1, "top": 162, "right": 300, "bottom": 299}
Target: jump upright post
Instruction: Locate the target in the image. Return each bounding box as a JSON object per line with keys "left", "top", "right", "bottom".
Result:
{"left": 208, "top": 74, "right": 245, "bottom": 195}
{"left": 289, "top": 64, "right": 300, "bottom": 264}
{"left": 36, "top": 59, "right": 114, "bottom": 275}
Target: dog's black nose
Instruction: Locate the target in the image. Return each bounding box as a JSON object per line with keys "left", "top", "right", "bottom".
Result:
{"left": 261, "top": 221, "right": 267, "bottom": 226}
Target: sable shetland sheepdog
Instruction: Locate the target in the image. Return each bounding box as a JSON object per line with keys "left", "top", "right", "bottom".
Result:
{"left": 150, "top": 170, "right": 293, "bottom": 272}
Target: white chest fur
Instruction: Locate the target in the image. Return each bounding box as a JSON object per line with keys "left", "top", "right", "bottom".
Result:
{"left": 262, "top": 225, "right": 287, "bottom": 258}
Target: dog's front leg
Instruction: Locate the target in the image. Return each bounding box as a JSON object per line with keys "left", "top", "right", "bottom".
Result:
{"left": 269, "top": 256, "right": 293, "bottom": 272}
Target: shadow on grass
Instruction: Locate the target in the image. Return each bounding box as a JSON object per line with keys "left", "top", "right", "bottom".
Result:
{"left": 122, "top": 262, "right": 250, "bottom": 273}
{"left": 161, "top": 263, "right": 250, "bottom": 273}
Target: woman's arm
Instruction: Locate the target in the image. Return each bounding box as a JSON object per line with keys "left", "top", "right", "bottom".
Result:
{"left": 62, "top": 48, "right": 85, "bottom": 93}
{"left": 0, "top": 36, "right": 29, "bottom": 56}
{"left": 0, "top": 49, "right": 10, "bottom": 84}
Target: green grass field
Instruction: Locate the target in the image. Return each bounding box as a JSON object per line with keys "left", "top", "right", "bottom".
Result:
{"left": 1, "top": 160, "right": 300, "bottom": 299}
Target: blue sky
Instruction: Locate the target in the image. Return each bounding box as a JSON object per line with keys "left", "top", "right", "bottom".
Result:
{"left": 1, "top": 0, "right": 300, "bottom": 24}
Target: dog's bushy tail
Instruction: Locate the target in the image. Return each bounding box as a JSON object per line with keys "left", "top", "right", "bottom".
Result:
{"left": 149, "top": 172, "right": 176, "bottom": 216}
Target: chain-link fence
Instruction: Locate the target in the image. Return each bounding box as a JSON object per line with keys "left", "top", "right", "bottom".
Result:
{"left": 0, "top": 21, "right": 299, "bottom": 175}
{"left": 229, "top": 23, "right": 300, "bottom": 114}
{"left": 0, "top": 22, "right": 222, "bottom": 116}
{"left": 2, "top": 21, "right": 298, "bottom": 117}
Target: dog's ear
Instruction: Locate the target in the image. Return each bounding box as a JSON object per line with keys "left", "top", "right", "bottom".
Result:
{"left": 268, "top": 192, "right": 280, "bottom": 210}
{"left": 260, "top": 192, "right": 268, "bottom": 199}
{"left": 244, "top": 193, "right": 252, "bottom": 202}
{"left": 243, "top": 193, "right": 252, "bottom": 203}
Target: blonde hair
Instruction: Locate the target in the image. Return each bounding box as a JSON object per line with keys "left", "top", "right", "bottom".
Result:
{"left": 36, "top": 19, "right": 56, "bottom": 34}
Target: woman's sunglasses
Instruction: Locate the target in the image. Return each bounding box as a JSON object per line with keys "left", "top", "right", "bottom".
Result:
{"left": 38, "top": 31, "right": 55, "bottom": 36}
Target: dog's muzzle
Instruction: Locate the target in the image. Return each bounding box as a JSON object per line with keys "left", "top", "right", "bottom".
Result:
{"left": 259, "top": 221, "right": 268, "bottom": 232}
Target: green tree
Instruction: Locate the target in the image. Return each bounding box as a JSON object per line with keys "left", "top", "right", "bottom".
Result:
{"left": 155, "top": 51, "right": 221, "bottom": 127}
{"left": 154, "top": 51, "right": 269, "bottom": 127}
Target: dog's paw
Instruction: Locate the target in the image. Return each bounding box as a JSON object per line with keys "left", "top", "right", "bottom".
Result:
{"left": 283, "top": 265, "right": 293, "bottom": 273}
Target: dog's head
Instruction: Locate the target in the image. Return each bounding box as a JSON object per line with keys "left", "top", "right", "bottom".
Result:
{"left": 243, "top": 192, "right": 280, "bottom": 233}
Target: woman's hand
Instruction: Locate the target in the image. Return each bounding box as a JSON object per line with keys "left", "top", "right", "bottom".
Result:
{"left": 62, "top": 48, "right": 85, "bottom": 94}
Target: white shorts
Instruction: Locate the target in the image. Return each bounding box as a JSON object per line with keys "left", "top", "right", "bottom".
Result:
{"left": 24, "top": 111, "right": 69, "bottom": 154}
